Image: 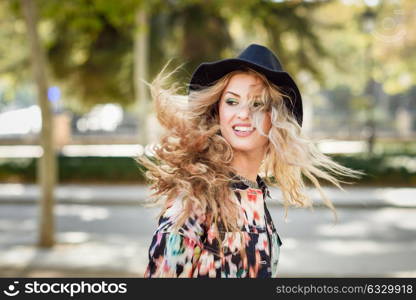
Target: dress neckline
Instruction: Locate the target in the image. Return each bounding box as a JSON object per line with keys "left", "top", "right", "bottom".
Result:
{"left": 232, "top": 174, "right": 259, "bottom": 189}
{"left": 229, "top": 172, "right": 270, "bottom": 198}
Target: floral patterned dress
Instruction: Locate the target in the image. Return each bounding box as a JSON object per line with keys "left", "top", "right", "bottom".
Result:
{"left": 144, "top": 175, "right": 282, "bottom": 278}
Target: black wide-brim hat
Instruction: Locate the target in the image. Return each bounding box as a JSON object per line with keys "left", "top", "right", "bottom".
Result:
{"left": 189, "top": 44, "right": 303, "bottom": 126}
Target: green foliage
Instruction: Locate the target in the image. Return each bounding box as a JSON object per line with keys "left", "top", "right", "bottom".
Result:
{"left": 2, "top": 0, "right": 345, "bottom": 110}
{"left": 0, "top": 1, "right": 31, "bottom": 104}
{"left": 0, "top": 158, "right": 36, "bottom": 182}
{"left": 58, "top": 156, "right": 146, "bottom": 183}
{"left": 0, "top": 156, "right": 146, "bottom": 183}
{"left": 0, "top": 153, "right": 415, "bottom": 186}
{"left": 330, "top": 153, "right": 416, "bottom": 186}
{"left": 232, "top": 0, "right": 337, "bottom": 83}
{"left": 41, "top": 1, "right": 138, "bottom": 109}
{"left": 3, "top": 0, "right": 415, "bottom": 113}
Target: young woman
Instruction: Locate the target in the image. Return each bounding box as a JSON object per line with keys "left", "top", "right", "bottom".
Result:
{"left": 138, "top": 44, "right": 359, "bottom": 278}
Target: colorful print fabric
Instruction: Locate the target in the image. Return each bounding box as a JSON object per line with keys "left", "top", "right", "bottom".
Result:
{"left": 144, "top": 176, "right": 282, "bottom": 278}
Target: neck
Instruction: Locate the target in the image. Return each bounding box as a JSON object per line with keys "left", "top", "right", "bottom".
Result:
{"left": 231, "top": 150, "right": 263, "bottom": 182}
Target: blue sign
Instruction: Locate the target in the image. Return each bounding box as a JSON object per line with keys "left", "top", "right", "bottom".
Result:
{"left": 48, "top": 86, "right": 61, "bottom": 103}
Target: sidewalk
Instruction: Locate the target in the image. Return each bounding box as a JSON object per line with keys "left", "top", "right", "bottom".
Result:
{"left": 1, "top": 184, "right": 415, "bottom": 278}
{"left": 0, "top": 239, "right": 147, "bottom": 278}
{"left": 0, "top": 183, "right": 415, "bottom": 208}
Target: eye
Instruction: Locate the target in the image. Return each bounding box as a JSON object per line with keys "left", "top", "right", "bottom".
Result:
{"left": 225, "top": 98, "right": 238, "bottom": 105}
{"left": 253, "top": 102, "right": 263, "bottom": 108}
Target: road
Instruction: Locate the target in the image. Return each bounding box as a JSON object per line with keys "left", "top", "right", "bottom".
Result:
{"left": 1, "top": 201, "right": 415, "bottom": 277}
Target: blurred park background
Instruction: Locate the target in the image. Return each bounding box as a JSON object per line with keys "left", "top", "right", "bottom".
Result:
{"left": 0, "top": 0, "right": 415, "bottom": 277}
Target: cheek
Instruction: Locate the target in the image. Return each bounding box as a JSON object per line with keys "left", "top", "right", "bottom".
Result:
{"left": 218, "top": 103, "right": 224, "bottom": 124}
{"left": 219, "top": 102, "right": 231, "bottom": 126}
{"left": 262, "top": 112, "right": 272, "bottom": 133}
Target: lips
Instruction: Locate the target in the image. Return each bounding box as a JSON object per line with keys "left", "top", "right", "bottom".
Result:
{"left": 232, "top": 124, "right": 255, "bottom": 137}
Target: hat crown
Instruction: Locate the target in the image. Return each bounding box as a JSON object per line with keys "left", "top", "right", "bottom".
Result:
{"left": 237, "top": 44, "right": 283, "bottom": 72}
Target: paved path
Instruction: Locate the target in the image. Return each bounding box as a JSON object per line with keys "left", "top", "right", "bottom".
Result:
{"left": 0, "top": 184, "right": 415, "bottom": 277}
{"left": 0, "top": 192, "right": 415, "bottom": 277}
{"left": 0, "top": 184, "right": 415, "bottom": 208}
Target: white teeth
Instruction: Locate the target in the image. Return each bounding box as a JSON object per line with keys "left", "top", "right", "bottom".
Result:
{"left": 234, "top": 126, "right": 254, "bottom": 132}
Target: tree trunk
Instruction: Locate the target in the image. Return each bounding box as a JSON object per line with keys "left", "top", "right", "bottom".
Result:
{"left": 21, "top": 0, "right": 56, "bottom": 248}
{"left": 134, "top": 8, "right": 149, "bottom": 146}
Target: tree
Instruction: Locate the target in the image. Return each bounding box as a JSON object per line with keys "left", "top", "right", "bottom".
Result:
{"left": 20, "top": 0, "right": 56, "bottom": 248}
{"left": 134, "top": 5, "right": 150, "bottom": 145}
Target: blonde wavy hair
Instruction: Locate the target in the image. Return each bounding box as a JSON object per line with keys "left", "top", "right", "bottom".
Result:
{"left": 137, "top": 65, "right": 361, "bottom": 242}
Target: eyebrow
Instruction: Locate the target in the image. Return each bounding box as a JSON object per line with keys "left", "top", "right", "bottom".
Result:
{"left": 224, "top": 91, "right": 240, "bottom": 97}
{"left": 224, "top": 90, "right": 263, "bottom": 100}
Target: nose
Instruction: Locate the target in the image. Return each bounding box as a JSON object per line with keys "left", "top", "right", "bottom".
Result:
{"left": 236, "top": 103, "right": 251, "bottom": 120}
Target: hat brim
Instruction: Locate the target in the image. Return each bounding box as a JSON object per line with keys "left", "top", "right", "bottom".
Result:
{"left": 189, "top": 58, "right": 303, "bottom": 126}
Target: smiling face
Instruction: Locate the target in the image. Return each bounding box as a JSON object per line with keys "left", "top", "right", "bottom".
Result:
{"left": 218, "top": 72, "right": 272, "bottom": 158}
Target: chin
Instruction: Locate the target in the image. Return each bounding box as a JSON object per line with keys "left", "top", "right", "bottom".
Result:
{"left": 229, "top": 142, "right": 260, "bottom": 154}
